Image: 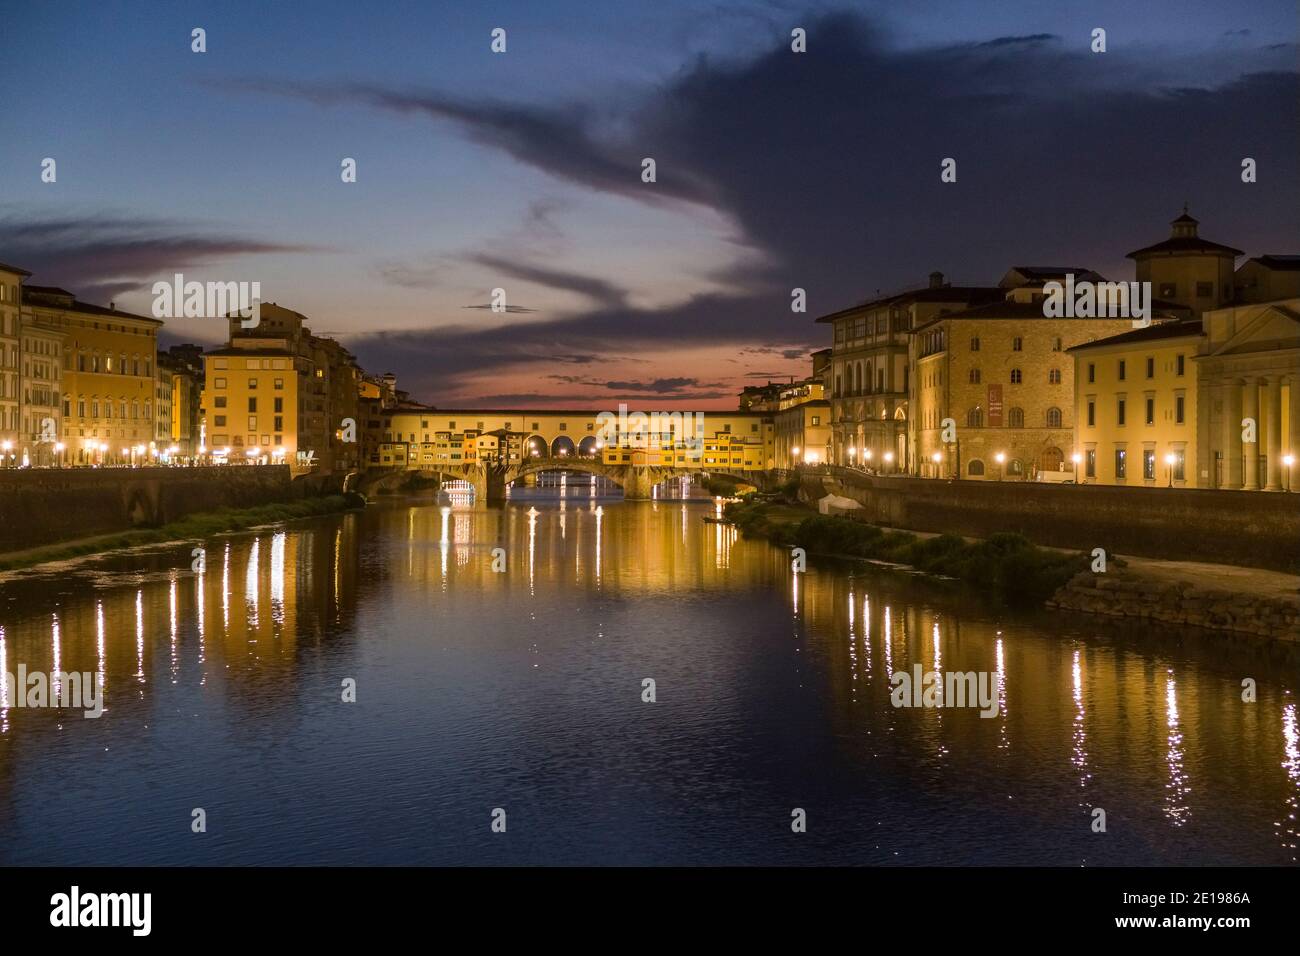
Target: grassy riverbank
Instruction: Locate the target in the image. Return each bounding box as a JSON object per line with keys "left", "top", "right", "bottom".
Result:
{"left": 725, "top": 498, "right": 1089, "bottom": 606}
{"left": 0, "top": 494, "right": 363, "bottom": 572}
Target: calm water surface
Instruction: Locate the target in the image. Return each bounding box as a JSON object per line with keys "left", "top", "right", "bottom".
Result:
{"left": 0, "top": 487, "right": 1297, "bottom": 865}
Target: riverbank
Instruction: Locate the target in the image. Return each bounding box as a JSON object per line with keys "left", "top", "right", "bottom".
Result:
{"left": 726, "top": 497, "right": 1300, "bottom": 641}
{"left": 0, "top": 493, "right": 364, "bottom": 572}
{"left": 724, "top": 498, "right": 1088, "bottom": 606}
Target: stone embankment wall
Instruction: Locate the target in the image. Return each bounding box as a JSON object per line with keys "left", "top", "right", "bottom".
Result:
{"left": 809, "top": 471, "right": 1300, "bottom": 573}
{"left": 0, "top": 466, "right": 303, "bottom": 552}
{"left": 1048, "top": 570, "right": 1300, "bottom": 642}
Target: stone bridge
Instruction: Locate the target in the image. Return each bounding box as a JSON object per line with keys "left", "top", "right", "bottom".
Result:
{"left": 356, "top": 457, "right": 766, "bottom": 503}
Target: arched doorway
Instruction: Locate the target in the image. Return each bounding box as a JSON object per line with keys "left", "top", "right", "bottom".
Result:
{"left": 1038, "top": 447, "right": 1064, "bottom": 472}
{"left": 550, "top": 435, "right": 576, "bottom": 458}
{"left": 524, "top": 435, "right": 547, "bottom": 459}
{"left": 577, "top": 435, "right": 599, "bottom": 457}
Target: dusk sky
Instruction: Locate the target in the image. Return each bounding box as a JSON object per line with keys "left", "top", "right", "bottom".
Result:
{"left": 1, "top": 0, "right": 1296, "bottom": 408}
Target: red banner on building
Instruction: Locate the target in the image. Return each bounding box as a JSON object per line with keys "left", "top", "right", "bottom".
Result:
{"left": 987, "top": 384, "right": 1003, "bottom": 427}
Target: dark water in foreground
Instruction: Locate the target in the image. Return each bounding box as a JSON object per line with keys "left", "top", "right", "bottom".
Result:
{"left": 0, "top": 491, "right": 1296, "bottom": 865}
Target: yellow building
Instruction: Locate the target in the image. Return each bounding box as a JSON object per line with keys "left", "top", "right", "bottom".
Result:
{"left": 0, "top": 262, "right": 28, "bottom": 461}
{"left": 375, "top": 409, "right": 775, "bottom": 473}
{"left": 817, "top": 273, "right": 1001, "bottom": 470}
{"left": 910, "top": 272, "right": 1138, "bottom": 479}
{"left": 23, "top": 285, "right": 161, "bottom": 465}
{"left": 201, "top": 346, "right": 299, "bottom": 466}
{"left": 20, "top": 320, "right": 65, "bottom": 466}
{"left": 204, "top": 303, "right": 363, "bottom": 473}
{"left": 1069, "top": 321, "right": 1202, "bottom": 486}
{"left": 1128, "top": 208, "right": 1240, "bottom": 318}
{"left": 1194, "top": 297, "right": 1298, "bottom": 491}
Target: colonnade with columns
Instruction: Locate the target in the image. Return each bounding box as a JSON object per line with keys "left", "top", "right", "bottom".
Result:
{"left": 1209, "top": 374, "right": 1297, "bottom": 491}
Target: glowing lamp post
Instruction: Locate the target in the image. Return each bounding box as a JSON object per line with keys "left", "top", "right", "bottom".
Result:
{"left": 931, "top": 451, "right": 942, "bottom": 478}
{"left": 1164, "top": 452, "right": 1177, "bottom": 488}
{"left": 883, "top": 451, "right": 894, "bottom": 473}
{"left": 1284, "top": 454, "right": 1294, "bottom": 492}
{"left": 792, "top": 445, "right": 800, "bottom": 468}
{"left": 994, "top": 451, "right": 1005, "bottom": 481}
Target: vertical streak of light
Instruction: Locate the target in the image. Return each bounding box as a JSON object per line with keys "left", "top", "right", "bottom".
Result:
{"left": 270, "top": 532, "right": 286, "bottom": 627}
{"left": 863, "top": 595, "right": 871, "bottom": 676}
{"left": 528, "top": 507, "right": 538, "bottom": 594}
{"left": 1, "top": 626, "right": 9, "bottom": 733}
{"left": 97, "top": 601, "right": 106, "bottom": 695}
{"left": 1281, "top": 702, "right": 1298, "bottom": 861}
{"left": 246, "top": 537, "right": 260, "bottom": 630}
{"left": 883, "top": 606, "right": 892, "bottom": 678}
{"left": 848, "top": 589, "right": 857, "bottom": 701}
{"left": 169, "top": 574, "right": 179, "bottom": 682}
{"left": 1164, "top": 673, "right": 1190, "bottom": 826}
{"left": 222, "top": 542, "right": 231, "bottom": 634}
{"left": 51, "top": 613, "right": 62, "bottom": 698}
{"left": 440, "top": 506, "right": 450, "bottom": 583}
{"left": 1072, "top": 649, "right": 1090, "bottom": 791}
{"left": 594, "top": 505, "right": 603, "bottom": 585}
{"left": 995, "top": 634, "right": 1007, "bottom": 748}
{"left": 135, "top": 590, "right": 145, "bottom": 684}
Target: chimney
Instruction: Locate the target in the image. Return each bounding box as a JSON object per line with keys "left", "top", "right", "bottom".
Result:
{"left": 929, "top": 271, "right": 945, "bottom": 289}
{"left": 109, "top": 301, "right": 115, "bottom": 310}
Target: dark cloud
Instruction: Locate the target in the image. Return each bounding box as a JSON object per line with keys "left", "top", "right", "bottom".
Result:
{"left": 0, "top": 210, "right": 321, "bottom": 304}
{"left": 602, "top": 377, "right": 701, "bottom": 394}
{"left": 465, "top": 253, "right": 629, "bottom": 309}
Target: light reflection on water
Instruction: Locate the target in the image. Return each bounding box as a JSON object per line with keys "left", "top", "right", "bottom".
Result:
{"left": 0, "top": 495, "right": 1295, "bottom": 866}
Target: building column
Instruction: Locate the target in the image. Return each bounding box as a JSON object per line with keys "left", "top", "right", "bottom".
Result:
{"left": 1264, "top": 376, "right": 1283, "bottom": 491}
{"left": 1222, "top": 379, "right": 1243, "bottom": 489}
{"left": 1289, "top": 376, "right": 1300, "bottom": 492}
{"left": 1243, "top": 379, "right": 1260, "bottom": 490}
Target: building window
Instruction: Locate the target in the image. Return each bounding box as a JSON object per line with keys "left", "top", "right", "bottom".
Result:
{"left": 1117, "top": 360, "right": 1126, "bottom": 381}
{"left": 1007, "top": 407, "right": 1024, "bottom": 428}
{"left": 1012, "top": 337, "right": 1023, "bottom": 351}
{"left": 1046, "top": 407, "right": 1063, "bottom": 428}
{"left": 1086, "top": 449, "right": 1096, "bottom": 478}
{"left": 1010, "top": 368, "right": 1022, "bottom": 384}
{"left": 1048, "top": 369, "right": 1061, "bottom": 384}
{"left": 1087, "top": 363, "right": 1095, "bottom": 384}
{"left": 1087, "top": 401, "right": 1095, "bottom": 427}
{"left": 1144, "top": 449, "right": 1156, "bottom": 480}
{"left": 969, "top": 368, "right": 981, "bottom": 384}
{"left": 811, "top": 416, "right": 820, "bottom": 426}
{"left": 971, "top": 336, "right": 980, "bottom": 351}
{"left": 1176, "top": 354, "right": 1185, "bottom": 376}
{"left": 248, "top": 397, "right": 257, "bottom": 413}
{"left": 214, "top": 396, "right": 226, "bottom": 408}
{"left": 1146, "top": 357, "right": 1155, "bottom": 378}
{"left": 274, "top": 378, "right": 284, "bottom": 389}
{"left": 1145, "top": 397, "right": 1154, "bottom": 425}
{"left": 1117, "top": 400, "right": 1126, "bottom": 426}
{"left": 1115, "top": 449, "right": 1127, "bottom": 479}
{"left": 1175, "top": 395, "right": 1185, "bottom": 424}
{"left": 1173, "top": 449, "right": 1186, "bottom": 481}
{"left": 966, "top": 406, "right": 984, "bottom": 427}
{"left": 1053, "top": 337, "right": 1062, "bottom": 351}
{"left": 968, "top": 459, "right": 985, "bottom": 477}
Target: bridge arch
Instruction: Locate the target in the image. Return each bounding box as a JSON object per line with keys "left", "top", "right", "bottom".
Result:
{"left": 577, "top": 435, "right": 599, "bottom": 457}
{"left": 524, "top": 435, "right": 547, "bottom": 458}
{"left": 550, "top": 435, "right": 576, "bottom": 457}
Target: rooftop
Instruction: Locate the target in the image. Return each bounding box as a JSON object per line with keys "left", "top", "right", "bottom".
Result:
{"left": 1066, "top": 319, "right": 1205, "bottom": 352}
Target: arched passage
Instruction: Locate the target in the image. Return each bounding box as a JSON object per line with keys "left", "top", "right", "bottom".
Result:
{"left": 550, "top": 435, "right": 576, "bottom": 457}
{"left": 577, "top": 435, "right": 599, "bottom": 457}
{"left": 524, "top": 434, "right": 547, "bottom": 459}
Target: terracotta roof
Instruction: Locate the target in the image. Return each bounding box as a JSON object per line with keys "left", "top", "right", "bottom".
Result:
{"left": 0, "top": 261, "right": 32, "bottom": 277}
{"left": 814, "top": 286, "right": 1001, "bottom": 323}
{"left": 1126, "top": 236, "right": 1243, "bottom": 259}
{"left": 24, "top": 286, "right": 162, "bottom": 323}
{"left": 1066, "top": 320, "right": 1204, "bottom": 351}
{"left": 1249, "top": 255, "right": 1300, "bottom": 272}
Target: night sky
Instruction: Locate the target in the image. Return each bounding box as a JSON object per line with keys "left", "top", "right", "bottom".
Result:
{"left": 1, "top": 0, "right": 1296, "bottom": 408}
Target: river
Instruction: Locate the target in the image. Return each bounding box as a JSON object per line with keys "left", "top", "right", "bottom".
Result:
{"left": 0, "top": 485, "right": 1296, "bottom": 865}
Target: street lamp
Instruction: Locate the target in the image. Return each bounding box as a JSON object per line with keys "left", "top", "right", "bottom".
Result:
{"left": 883, "top": 451, "right": 894, "bottom": 473}
{"left": 994, "top": 451, "right": 1005, "bottom": 481}
{"left": 792, "top": 445, "right": 801, "bottom": 468}
{"left": 1164, "top": 452, "right": 1177, "bottom": 488}
{"left": 931, "top": 451, "right": 942, "bottom": 479}
{"left": 1284, "top": 453, "right": 1295, "bottom": 492}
